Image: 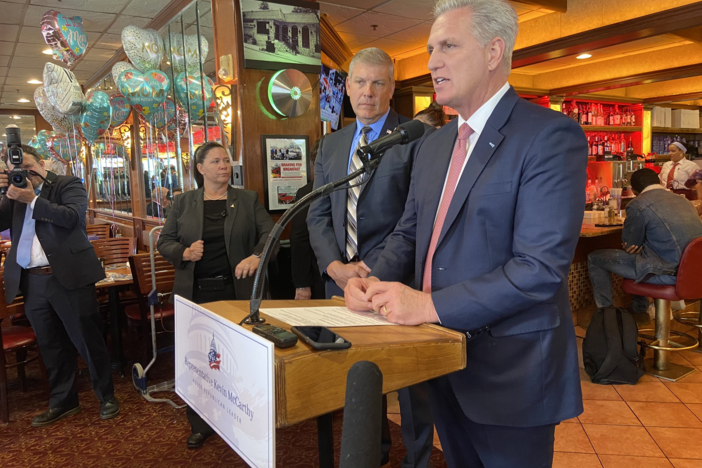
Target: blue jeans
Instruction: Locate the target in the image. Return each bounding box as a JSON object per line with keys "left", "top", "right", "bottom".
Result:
{"left": 588, "top": 249, "right": 676, "bottom": 314}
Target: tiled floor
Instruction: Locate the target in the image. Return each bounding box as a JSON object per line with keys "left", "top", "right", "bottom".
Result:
{"left": 388, "top": 312, "right": 702, "bottom": 467}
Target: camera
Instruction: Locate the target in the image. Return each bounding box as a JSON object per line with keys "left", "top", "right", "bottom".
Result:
{"left": 1, "top": 124, "right": 28, "bottom": 195}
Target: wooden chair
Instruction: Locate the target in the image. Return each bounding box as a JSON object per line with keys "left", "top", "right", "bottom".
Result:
{"left": 125, "top": 253, "right": 176, "bottom": 364}
{"left": 91, "top": 237, "right": 137, "bottom": 265}
{"left": 85, "top": 224, "right": 112, "bottom": 240}
{"left": 0, "top": 269, "right": 46, "bottom": 424}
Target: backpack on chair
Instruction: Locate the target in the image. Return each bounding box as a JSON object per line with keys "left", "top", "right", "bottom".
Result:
{"left": 582, "top": 306, "right": 646, "bottom": 385}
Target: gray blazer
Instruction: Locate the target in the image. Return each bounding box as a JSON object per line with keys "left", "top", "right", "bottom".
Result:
{"left": 157, "top": 186, "right": 275, "bottom": 301}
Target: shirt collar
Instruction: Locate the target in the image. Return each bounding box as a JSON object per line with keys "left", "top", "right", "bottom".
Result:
{"left": 457, "top": 82, "right": 511, "bottom": 136}
{"left": 356, "top": 108, "right": 391, "bottom": 142}
{"left": 642, "top": 184, "right": 666, "bottom": 194}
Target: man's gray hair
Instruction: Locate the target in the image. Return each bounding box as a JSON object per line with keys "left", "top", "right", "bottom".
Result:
{"left": 348, "top": 47, "right": 395, "bottom": 83}
{"left": 434, "top": 0, "right": 518, "bottom": 70}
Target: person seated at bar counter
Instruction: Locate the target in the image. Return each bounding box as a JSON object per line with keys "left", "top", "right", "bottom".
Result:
{"left": 660, "top": 142, "right": 698, "bottom": 198}
{"left": 588, "top": 168, "right": 702, "bottom": 325}
{"left": 146, "top": 186, "right": 171, "bottom": 218}
{"left": 157, "top": 141, "right": 276, "bottom": 450}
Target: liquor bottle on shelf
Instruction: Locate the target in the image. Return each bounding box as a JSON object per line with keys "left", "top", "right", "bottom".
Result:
{"left": 614, "top": 106, "right": 621, "bottom": 126}
{"left": 587, "top": 104, "right": 593, "bottom": 125}
{"left": 608, "top": 108, "right": 614, "bottom": 126}
{"left": 580, "top": 105, "right": 588, "bottom": 125}
{"left": 598, "top": 104, "right": 605, "bottom": 126}
{"left": 571, "top": 101, "right": 579, "bottom": 121}
{"left": 627, "top": 138, "right": 634, "bottom": 158}
{"left": 598, "top": 136, "right": 604, "bottom": 156}
{"left": 620, "top": 133, "right": 626, "bottom": 153}
{"left": 562, "top": 102, "right": 568, "bottom": 116}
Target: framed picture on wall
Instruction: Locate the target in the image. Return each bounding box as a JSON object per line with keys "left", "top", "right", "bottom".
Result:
{"left": 239, "top": 0, "right": 321, "bottom": 73}
{"left": 261, "top": 135, "right": 310, "bottom": 211}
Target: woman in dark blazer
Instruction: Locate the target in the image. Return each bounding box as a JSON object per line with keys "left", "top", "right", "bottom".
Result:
{"left": 157, "top": 141, "right": 275, "bottom": 449}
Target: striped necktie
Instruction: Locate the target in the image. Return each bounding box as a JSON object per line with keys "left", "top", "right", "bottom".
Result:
{"left": 346, "top": 126, "right": 372, "bottom": 261}
{"left": 666, "top": 162, "right": 679, "bottom": 189}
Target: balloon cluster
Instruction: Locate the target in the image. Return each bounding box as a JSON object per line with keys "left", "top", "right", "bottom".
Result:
{"left": 34, "top": 11, "right": 211, "bottom": 170}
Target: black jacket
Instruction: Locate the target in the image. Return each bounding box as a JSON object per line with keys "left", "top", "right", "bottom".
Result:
{"left": 0, "top": 171, "right": 105, "bottom": 303}
{"left": 157, "top": 186, "right": 276, "bottom": 301}
{"left": 290, "top": 181, "right": 324, "bottom": 295}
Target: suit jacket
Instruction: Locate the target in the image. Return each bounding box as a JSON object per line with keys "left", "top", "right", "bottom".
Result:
{"left": 0, "top": 171, "right": 105, "bottom": 303}
{"left": 372, "top": 87, "right": 588, "bottom": 427}
{"left": 290, "top": 181, "right": 324, "bottom": 295}
{"left": 157, "top": 186, "right": 275, "bottom": 301}
{"left": 307, "top": 109, "right": 431, "bottom": 295}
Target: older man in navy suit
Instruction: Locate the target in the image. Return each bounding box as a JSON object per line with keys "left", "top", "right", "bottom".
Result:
{"left": 308, "top": 48, "right": 434, "bottom": 467}
{"left": 346, "top": 1, "right": 588, "bottom": 466}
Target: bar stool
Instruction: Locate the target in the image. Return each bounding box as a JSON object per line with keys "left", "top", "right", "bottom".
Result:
{"left": 621, "top": 237, "right": 702, "bottom": 381}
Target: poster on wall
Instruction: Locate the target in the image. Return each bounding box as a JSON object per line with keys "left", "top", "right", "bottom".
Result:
{"left": 261, "top": 135, "right": 309, "bottom": 211}
{"left": 240, "top": 0, "right": 321, "bottom": 73}
{"left": 320, "top": 64, "right": 345, "bottom": 130}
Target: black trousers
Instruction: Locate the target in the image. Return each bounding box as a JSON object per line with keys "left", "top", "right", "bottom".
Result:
{"left": 21, "top": 272, "right": 114, "bottom": 409}
{"left": 429, "top": 375, "right": 556, "bottom": 468}
{"left": 186, "top": 278, "right": 236, "bottom": 436}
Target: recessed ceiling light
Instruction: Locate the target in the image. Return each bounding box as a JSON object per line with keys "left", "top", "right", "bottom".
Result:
{"left": 576, "top": 53, "right": 592, "bottom": 59}
{"left": 42, "top": 48, "right": 53, "bottom": 55}
{"left": 27, "top": 79, "right": 42, "bottom": 84}
{"left": 12, "top": 116, "right": 21, "bottom": 119}
{"left": 17, "top": 98, "right": 30, "bottom": 103}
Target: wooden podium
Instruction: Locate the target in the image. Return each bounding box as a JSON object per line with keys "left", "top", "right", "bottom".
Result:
{"left": 199, "top": 299, "right": 467, "bottom": 428}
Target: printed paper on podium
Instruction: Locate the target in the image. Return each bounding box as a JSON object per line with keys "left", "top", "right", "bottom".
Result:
{"left": 260, "top": 306, "right": 398, "bottom": 327}
{"left": 175, "top": 296, "right": 275, "bottom": 468}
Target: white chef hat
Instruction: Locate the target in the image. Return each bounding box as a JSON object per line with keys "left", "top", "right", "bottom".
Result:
{"left": 671, "top": 141, "right": 687, "bottom": 153}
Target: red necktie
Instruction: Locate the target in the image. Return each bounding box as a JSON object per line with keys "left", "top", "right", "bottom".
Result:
{"left": 666, "top": 162, "right": 679, "bottom": 189}
{"left": 422, "top": 123, "right": 474, "bottom": 293}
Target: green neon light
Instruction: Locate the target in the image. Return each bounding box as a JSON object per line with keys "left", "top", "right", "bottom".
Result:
{"left": 268, "top": 69, "right": 287, "bottom": 117}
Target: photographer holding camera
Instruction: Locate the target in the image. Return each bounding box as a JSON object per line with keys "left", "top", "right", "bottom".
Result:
{"left": 0, "top": 127, "right": 118, "bottom": 426}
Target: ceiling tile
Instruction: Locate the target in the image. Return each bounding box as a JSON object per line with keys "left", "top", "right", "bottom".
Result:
{"left": 320, "top": 0, "right": 387, "bottom": 9}
{"left": 10, "top": 55, "right": 48, "bottom": 69}
{"left": 0, "top": 41, "right": 14, "bottom": 55}
{"left": 107, "top": 15, "right": 151, "bottom": 35}
{"left": 372, "top": 0, "right": 434, "bottom": 21}
{"left": 24, "top": 6, "right": 115, "bottom": 33}
{"left": 14, "top": 42, "right": 49, "bottom": 57}
{"left": 0, "top": 25, "right": 20, "bottom": 43}
{"left": 92, "top": 33, "right": 123, "bottom": 50}
{"left": 72, "top": 69, "right": 94, "bottom": 80}
{"left": 30, "top": 0, "right": 131, "bottom": 14}
{"left": 82, "top": 47, "right": 118, "bottom": 61}
{"left": 351, "top": 37, "right": 424, "bottom": 58}
{"left": 319, "top": 2, "right": 364, "bottom": 26}
{"left": 338, "top": 32, "right": 376, "bottom": 51}
{"left": 335, "top": 11, "right": 422, "bottom": 38}
{"left": 125, "top": 0, "right": 174, "bottom": 18}
{"left": 384, "top": 21, "right": 431, "bottom": 45}
{"left": 6, "top": 76, "right": 42, "bottom": 86}
{"left": 0, "top": 2, "right": 25, "bottom": 25}
{"left": 18, "top": 26, "right": 45, "bottom": 44}
{"left": 8, "top": 67, "right": 43, "bottom": 78}
{"left": 0, "top": 56, "right": 9, "bottom": 67}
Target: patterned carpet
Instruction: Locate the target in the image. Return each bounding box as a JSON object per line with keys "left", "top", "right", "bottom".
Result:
{"left": 0, "top": 355, "right": 447, "bottom": 467}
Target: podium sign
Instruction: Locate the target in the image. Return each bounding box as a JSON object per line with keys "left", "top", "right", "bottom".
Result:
{"left": 175, "top": 296, "right": 275, "bottom": 467}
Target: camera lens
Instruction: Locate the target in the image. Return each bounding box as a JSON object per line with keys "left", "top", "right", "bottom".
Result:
{"left": 11, "top": 174, "right": 23, "bottom": 184}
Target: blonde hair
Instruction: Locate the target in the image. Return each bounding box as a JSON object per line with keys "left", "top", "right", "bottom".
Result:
{"left": 348, "top": 47, "right": 394, "bottom": 83}
{"left": 434, "top": 0, "right": 518, "bottom": 71}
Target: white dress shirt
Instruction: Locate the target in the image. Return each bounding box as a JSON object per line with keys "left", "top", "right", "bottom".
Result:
{"left": 659, "top": 158, "right": 699, "bottom": 190}
{"left": 434, "top": 82, "right": 511, "bottom": 223}
{"left": 25, "top": 183, "right": 50, "bottom": 268}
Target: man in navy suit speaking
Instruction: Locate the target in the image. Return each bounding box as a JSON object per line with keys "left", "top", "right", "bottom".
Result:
{"left": 346, "top": 1, "right": 588, "bottom": 466}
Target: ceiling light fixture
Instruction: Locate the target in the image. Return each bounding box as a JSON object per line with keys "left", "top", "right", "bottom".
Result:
{"left": 18, "top": 98, "right": 30, "bottom": 103}
{"left": 576, "top": 53, "right": 592, "bottom": 59}
{"left": 12, "top": 116, "right": 21, "bottom": 119}
{"left": 27, "top": 79, "right": 42, "bottom": 84}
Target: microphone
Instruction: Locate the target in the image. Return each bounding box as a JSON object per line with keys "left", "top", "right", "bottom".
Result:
{"left": 359, "top": 119, "right": 426, "bottom": 159}
{"left": 339, "top": 361, "right": 383, "bottom": 468}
